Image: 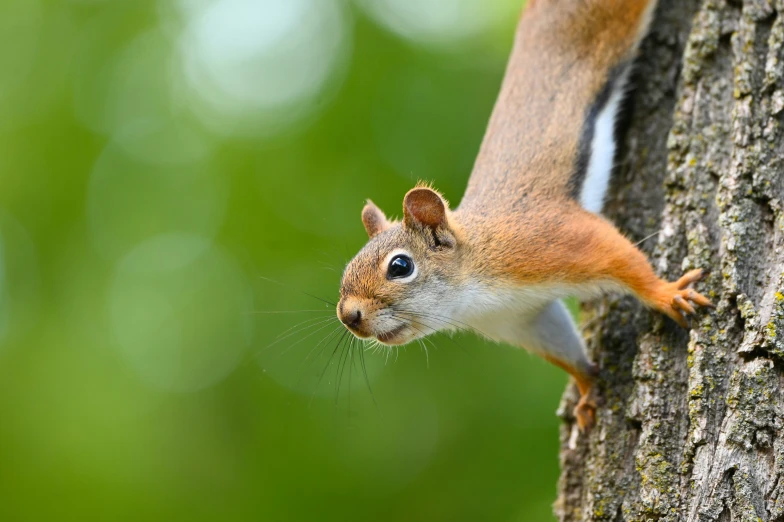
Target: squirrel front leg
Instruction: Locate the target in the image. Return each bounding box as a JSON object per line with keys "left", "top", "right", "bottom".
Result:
{"left": 561, "top": 209, "right": 715, "bottom": 327}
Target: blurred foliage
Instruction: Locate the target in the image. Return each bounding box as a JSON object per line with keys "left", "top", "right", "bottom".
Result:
{"left": 0, "top": 0, "right": 566, "bottom": 521}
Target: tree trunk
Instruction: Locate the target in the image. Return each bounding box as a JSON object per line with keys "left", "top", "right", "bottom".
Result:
{"left": 555, "top": 0, "right": 784, "bottom": 520}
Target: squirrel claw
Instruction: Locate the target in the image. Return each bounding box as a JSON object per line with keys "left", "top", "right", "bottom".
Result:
{"left": 657, "top": 268, "right": 714, "bottom": 328}
{"left": 574, "top": 395, "right": 596, "bottom": 432}
{"left": 676, "top": 268, "right": 705, "bottom": 288}
{"left": 673, "top": 294, "right": 695, "bottom": 315}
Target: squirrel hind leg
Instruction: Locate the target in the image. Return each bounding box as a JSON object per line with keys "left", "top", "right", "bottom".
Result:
{"left": 509, "top": 300, "right": 598, "bottom": 431}
{"left": 572, "top": 376, "right": 597, "bottom": 433}
{"left": 543, "top": 353, "right": 597, "bottom": 432}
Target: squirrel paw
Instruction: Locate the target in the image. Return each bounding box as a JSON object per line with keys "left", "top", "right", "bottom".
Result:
{"left": 657, "top": 269, "right": 715, "bottom": 328}
{"left": 574, "top": 394, "right": 596, "bottom": 432}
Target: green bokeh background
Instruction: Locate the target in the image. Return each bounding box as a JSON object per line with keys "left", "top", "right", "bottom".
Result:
{"left": 0, "top": 0, "right": 567, "bottom": 520}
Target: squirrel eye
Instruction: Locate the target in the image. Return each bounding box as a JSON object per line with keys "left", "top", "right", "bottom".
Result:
{"left": 387, "top": 254, "right": 415, "bottom": 280}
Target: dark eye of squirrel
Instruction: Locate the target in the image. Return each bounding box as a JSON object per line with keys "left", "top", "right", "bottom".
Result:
{"left": 387, "top": 254, "right": 414, "bottom": 279}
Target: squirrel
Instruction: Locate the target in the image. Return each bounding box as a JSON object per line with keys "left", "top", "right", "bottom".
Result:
{"left": 336, "top": 0, "right": 713, "bottom": 431}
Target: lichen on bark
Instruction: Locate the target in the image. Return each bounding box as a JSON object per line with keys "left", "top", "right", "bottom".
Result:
{"left": 555, "top": 1, "right": 784, "bottom": 521}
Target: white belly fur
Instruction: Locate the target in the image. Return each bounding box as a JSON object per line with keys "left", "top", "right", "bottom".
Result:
{"left": 454, "top": 280, "right": 622, "bottom": 344}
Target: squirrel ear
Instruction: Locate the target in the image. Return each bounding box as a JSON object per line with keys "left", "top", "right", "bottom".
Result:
{"left": 403, "top": 187, "right": 448, "bottom": 230}
{"left": 361, "top": 200, "right": 390, "bottom": 238}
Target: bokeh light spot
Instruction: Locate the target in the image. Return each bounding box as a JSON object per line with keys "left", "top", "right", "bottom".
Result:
{"left": 73, "top": 27, "right": 169, "bottom": 134}
{"left": 72, "top": 24, "right": 217, "bottom": 164}
{"left": 110, "top": 234, "right": 253, "bottom": 392}
{"left": 0, "top": 0, "right": 43, "bottom": 133}
{"left": 174, "top": 0, "right": 352, "bottom": 136}
{"left": 87, "top": 141, "right": 228, "bottom": 262}
{"left": 0, "top": 0, "right": 41, "bottom": 96}
{"left": 358, "top": 0, "right": 519, "bottom": 46}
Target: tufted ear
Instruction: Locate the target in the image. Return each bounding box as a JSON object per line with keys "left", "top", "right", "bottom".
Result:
{"left": 361, "top": 200, "right": 390, "bottom": 238}
{"left": 403, "top": 187, "right": 448, "bottom": 230}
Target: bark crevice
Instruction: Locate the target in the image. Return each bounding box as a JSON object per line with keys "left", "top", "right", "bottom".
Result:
{"left": 556, "top": 0, "right": 784, "bottom": 520}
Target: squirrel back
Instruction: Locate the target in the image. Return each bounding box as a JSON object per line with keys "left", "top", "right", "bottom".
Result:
{"left": 460, "top": 0, "right": 657, "bottom": 215}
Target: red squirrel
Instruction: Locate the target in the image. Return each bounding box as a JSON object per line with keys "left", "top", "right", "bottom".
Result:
{"left": 336, "top": 0, "right": 713, "bottom": 431}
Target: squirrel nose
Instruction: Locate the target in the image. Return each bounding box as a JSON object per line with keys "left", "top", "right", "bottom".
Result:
{"left": 340, "top": 309, "right": 362, "bottom": 329}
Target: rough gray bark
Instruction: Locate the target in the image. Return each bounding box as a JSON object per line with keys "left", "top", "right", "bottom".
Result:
{"left": 555, "top": 0, "right": 784, "bottom": 520}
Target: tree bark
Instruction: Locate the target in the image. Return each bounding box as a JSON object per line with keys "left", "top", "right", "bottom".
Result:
{"left": 555, "top": 0, "right": 784, "bottom": 520}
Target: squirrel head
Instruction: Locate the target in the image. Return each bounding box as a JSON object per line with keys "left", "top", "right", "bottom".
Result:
{"left": 337, "top": 186, "right": 465, "bottom": 345}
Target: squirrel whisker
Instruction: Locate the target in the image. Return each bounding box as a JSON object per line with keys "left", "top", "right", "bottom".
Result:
{"left": 297, "top": 324, "right": 346, "bottom": 375}
{"left": 261, "top": 316, "right": 338, "bottom": 354}
{"left": 309, "top": 329, "right": 351, "bottom": 410}
{"left": 258, "top": 275, "right": 336, "bottom": 307}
